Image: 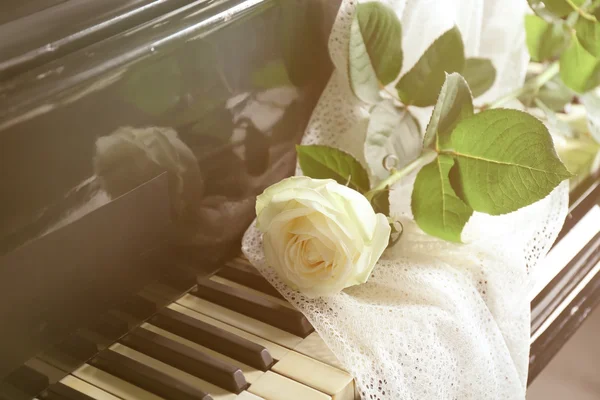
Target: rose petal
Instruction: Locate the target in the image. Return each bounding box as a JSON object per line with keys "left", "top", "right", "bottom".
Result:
{"left": 346, "top": 213, "right": 391, "bottom": 286}
{"left": 326, "top": 182, "right": 379, "bottom": 240}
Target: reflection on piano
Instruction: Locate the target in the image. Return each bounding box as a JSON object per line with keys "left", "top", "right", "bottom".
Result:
{"left": 0, "top": 1, "right": 599, "bottom": 399}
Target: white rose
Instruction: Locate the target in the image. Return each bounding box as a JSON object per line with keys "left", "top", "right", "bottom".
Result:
{"left": 256, "top": 176, "right": 391, "bottom": 297}
{"left": 94, "top": 126, "right": 204, "bottom": 216}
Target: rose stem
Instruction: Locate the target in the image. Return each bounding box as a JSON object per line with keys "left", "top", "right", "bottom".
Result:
{"left": 365, "top": 149, "right": 435, "bottom": 200}
{"left": 487, "top": 62, "right": 560, "bottom": 109}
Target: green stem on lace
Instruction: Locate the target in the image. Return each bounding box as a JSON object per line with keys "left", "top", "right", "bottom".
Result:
{"left": 487, "top": 62, "right": 560, "bottom": 109}
{"left": 365, "top": 149, "right": 436, "bottom": 200}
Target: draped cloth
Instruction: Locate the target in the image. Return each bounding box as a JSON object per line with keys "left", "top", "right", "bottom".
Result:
{"left": 243, "top": 1, "right": 569, "bottom": 398}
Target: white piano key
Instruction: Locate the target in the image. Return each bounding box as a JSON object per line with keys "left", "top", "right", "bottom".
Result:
{"left": 141, "top": 323, "right": 265, "bottom": 384}
{"left": 272, "top": 351, "right": 354, "bottom": 400}
{"left": 235, "top": 392, "right": 264, "bottom": 400}
{"left": 74, "top": 364, "right": 164, "bottom": 400}
{"left": 176, "top": 294, "right": 303, "bottom": 349}
{"left": 249, "top": 371, "right": 331, "bottom": 400}
{"left": 293, "top": 332, "right": 345, "bottom": 371}
{"left": 60, "top": 375, "right": 121, "bottom": 400}
{"left": 209, "top": 275, "right": 295, "bottom": 310}
{"left": 168, "top": 303, "right": 290, "bottom": 361}
{"left": 166, "top": 305, "right": 354, "bottom": 400}
{"left": 529, "top": 205, "right": 600, "bottom": 301}
{"left": 110, "top": 343, "right": 238, "bottom": 400}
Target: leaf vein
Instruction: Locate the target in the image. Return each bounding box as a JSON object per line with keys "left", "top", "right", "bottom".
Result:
{"left": 446, "top": 151, "right": 566, "bottom": 176}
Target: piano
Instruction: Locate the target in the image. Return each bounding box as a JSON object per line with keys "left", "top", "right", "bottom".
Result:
{"left": 0, "top": 1, "right": 598, "bottom": 399}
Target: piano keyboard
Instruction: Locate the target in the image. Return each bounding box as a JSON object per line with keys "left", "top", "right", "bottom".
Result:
{"left": 34, "top": 258, "right": 356, "bottom": 400}
{"left": 5, "top": 174, "right": 598, "bottom": 399}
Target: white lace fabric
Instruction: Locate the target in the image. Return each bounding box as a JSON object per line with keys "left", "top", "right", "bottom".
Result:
{"left": 243, "top": 1, "right": 569, "bottom": 398}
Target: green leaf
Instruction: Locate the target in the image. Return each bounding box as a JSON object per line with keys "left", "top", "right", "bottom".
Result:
{"left": 396, "top": 26, "right": 465, "bottom": 107}
{"left": 594, "top": 2, "right": 600, "bottom": 20}
{"left": 349, "top": 2, "right": 403, "bottom": 103}
{"left": 370, "top": 188, "right": 390, "bottom": 215}
{"left": 543, "top": 0, "right": 576, "bottom": 16}
{"left": 519, "top": 76, "right": 574, "bottom": 111}
{"left": 581, "top": 91, "right": 600, "bottom": 144}
{"left": 364, "top": 101, "right": 422, "bottom": 181}
{"left": 251, "top": 60, "right": 292, "bottom": 89}
{"left": 528, "top": 0, "right": 585, "bottom": 19}
{"left": 560, "top": 34, "right": 600, "bottom": 93}
{"left": 540, "top": 21, "right": 569, "bottom": 59}
{"left": 444, "top": 109, "right": 572, "bottom": 215}
{"left": 423, "top": 73, "right": 473, "bottom": 149}
{"left": 462, "top": 58, "right": 496, "bottom": 98}
{"left": 296, "top": 145, "right": 371, "bottom": 193}
{"left": 538, "top": 80, "right": 575, "bottom": 111}
{"left": 524, "top": 15, "right": 570, "bottom": 62}
{"left": 411, "top": 155, "right": 473, "bottom": 242}
{"left": 555, "top": 134, "right": 600, "bottom": 188}
{"left": 576, "top": 18, "right": 600, "bottom": 58}
{"left": 527, "top": 0, "right": 564, "bottom": 19}
{"left": 122, "top": 57, "right": 182, "bottom": 116}
{"left": 535, "top": 98, "right": 574, "bottom": 138}
{"left": 524, "top": 15, "right": 548, "bottom": 61}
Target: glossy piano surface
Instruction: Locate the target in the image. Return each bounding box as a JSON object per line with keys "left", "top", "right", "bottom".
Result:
{"left": 0, "top": 0, "right": 332, "bottom": 260}
{"left": 0, "top": 0, "right": 335, "bottom": 391}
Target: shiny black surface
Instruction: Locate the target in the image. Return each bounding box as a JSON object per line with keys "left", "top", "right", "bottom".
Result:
{"left": 0, "top": 0, "right": 330, "bottom": 261}
{"left": 0, "top": 0, "right": 195, "bottom": 80}
{"left": 0, "top": 0, "right": 333, "bottom": 394}
{"left": 0, "top": 0, "right": 66, "bottom": 26}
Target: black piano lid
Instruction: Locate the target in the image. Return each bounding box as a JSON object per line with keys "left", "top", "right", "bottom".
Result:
{"left": 0, "top": 0, "right": 196, "bottom": 80}
{"left": 0, "top": 0, "right": 331, "bottom": 258}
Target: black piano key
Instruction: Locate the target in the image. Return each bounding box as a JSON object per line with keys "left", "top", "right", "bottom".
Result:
{"left": 193, "top": 278, "right": 313, "bottom": 338}
{"left": 47, "top": 383, "right": 94, "bottom": 400}
{"left": 88, "top": 314, "right": 129, "bottom": 339}
{"left": 150, "top": 308, "right": 273, "bottom": 371}
{"left": 54, "top": 335, "right": 98, "bottom": 362}
{"left": 120, "top": 327, "right": 248, "bottom": 393}
{"left": 218, "top": 260, "right": 284, "bottom": 299}
{"left": 89, "top": 350, "right": 212, "bottom": 400}
{"left": 3, "top": 365, "right": 49, "bottom": 396}
{"left": 119, "top": 295, "right": 156, "bottom": 320}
